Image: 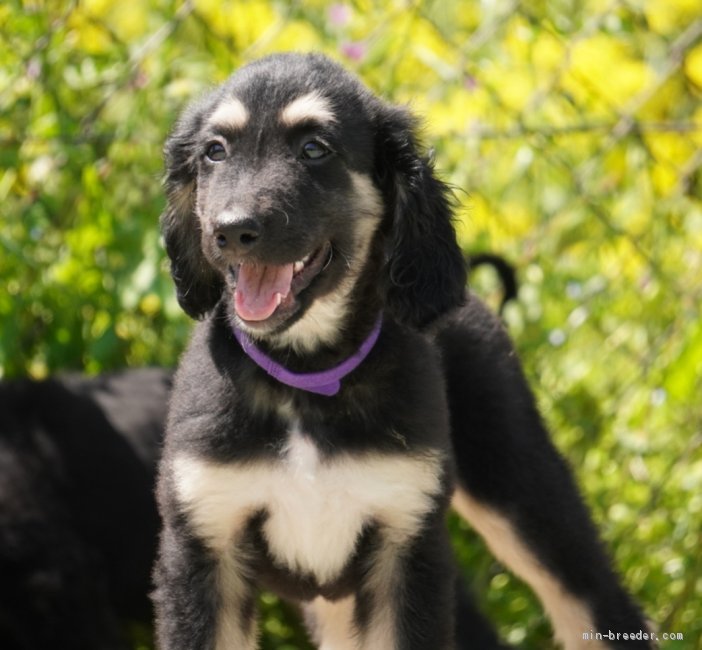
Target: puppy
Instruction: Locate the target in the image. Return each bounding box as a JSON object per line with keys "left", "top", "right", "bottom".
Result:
{"left": 154, "top": 53, "right": 652, "bottom": 649}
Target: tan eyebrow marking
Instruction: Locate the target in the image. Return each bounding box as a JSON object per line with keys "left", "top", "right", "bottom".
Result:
{"left": 208, "top": 98, "right": 249, "bottom": 130}
{"left": 279, "top": 92, "right": 337, "bottom": 127}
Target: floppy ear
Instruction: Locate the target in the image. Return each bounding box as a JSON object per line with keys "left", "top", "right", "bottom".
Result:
{"left": 160, "top": 110, "right": 223, "bottom": 319}
{"left": 374, "top": 105, "right": 467, "bottom": 327}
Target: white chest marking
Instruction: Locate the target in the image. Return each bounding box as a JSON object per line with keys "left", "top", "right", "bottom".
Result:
{"left": 173, "top": 431, "right": 443, "bottom": 585}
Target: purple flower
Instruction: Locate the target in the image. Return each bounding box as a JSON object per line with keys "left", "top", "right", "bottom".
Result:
{"left": 328, "top": 4, "right": 352, "bottom": 27}
{"left": 26, "top": 57, "right": 41, "bottom": 80}
{"left": 340, "top": 41, "right": 366, "bottom": 62}
{"left": 463, "top": 75, "right": 478, "bottom": 91}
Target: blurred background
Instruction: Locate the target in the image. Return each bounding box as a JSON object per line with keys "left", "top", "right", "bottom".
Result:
{"left": 1, "top": 0, "right": 701, "bottom": 648}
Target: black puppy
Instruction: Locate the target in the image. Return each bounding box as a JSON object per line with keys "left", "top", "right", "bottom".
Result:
{"left": 155, "top": 53, "right": 651, "bottom": 649}
{"left": 0, "top": 368, "right": 171, "bottom": 650}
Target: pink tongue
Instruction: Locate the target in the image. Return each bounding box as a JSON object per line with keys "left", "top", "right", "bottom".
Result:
{"left": 234, "top": 262, "right": 294, "bottom": 321}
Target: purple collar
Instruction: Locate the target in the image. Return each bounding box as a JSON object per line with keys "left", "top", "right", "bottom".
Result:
{"left": 233, "top": 315, "right": 383, "bottom": 397}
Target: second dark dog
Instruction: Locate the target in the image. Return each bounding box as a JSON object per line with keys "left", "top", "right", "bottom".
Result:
{"left": 0, "top": 368, "right": 171, "bottom": 650}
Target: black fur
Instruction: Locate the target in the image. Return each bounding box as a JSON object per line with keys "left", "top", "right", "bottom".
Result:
{"left": 156, "top": 53, "right": 652, "bottom": 649}
{"left": 374, "top": 105, "right": 467, "bottom": 326}
{"left": 0, "top": 368, "right": 171, "bottom": 650}
{"left": 469, "top": 252, "right": 518, "bottom": 315}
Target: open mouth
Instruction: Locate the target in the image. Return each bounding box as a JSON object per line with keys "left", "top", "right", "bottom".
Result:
{"left": 232, "top": 241, "right": 332, "bottom": 325}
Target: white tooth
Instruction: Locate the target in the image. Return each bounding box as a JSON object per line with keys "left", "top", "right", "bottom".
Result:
{"left": 294, "top": 261, "right": 304, "bottom": 274}
{"left": 275, "top": 292, "right": 282, "bottom": 306}
{"left": 302, "top": 252, "right": 312, "bottom": 264}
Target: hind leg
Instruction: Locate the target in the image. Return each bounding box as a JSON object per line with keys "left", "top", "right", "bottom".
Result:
{"left": 437, "top": 300, "right": 653, "bottom": 649}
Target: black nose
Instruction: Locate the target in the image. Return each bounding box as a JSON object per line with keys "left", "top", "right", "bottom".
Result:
{"left": 214, "top": 215, "right": 262, "bottom": 253}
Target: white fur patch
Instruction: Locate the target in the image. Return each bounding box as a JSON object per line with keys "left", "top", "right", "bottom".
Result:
{"left": 359, "top": 541, "right": 401, "bottom": 649}
{"left": 452, "top": 488, "right": 604, "bottom": 650}
{"left": 279, "top": 91, "right": 336, "bottom": 127}
{"left": 304, "top": 550, "right": 400, "bottom": 650}
{"left": 272, "top": 172, "right": 383, "bottom": 353}
{"left": 215, "top": 549, "right": 257, "bottom": 650}
{"left": 273, "top": 283, "right": 354, "bottom": 353}
{"left": 173, "top": 431, "right": 443, "bottom": 585}
{"left": 208, "top": 98, "right": 249, "bottom": 131}
{"left": 305, "top": 596, "right": 359, "bottom": 650}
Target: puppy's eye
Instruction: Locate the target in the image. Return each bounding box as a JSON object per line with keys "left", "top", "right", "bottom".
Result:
{"left": 205, "top": 142, "right": 226, "bottom": 162}
{"left": 301, "top": 141, "right": 331, "bottom": 161}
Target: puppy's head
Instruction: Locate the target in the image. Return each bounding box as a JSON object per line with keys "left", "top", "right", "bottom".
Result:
{"left": 161, "top": 53, "right": 466, "bottom": 346}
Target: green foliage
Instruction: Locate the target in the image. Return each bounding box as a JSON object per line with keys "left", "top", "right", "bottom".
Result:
{"left": 1, "top": 0, "right": 701, "bottom": 647}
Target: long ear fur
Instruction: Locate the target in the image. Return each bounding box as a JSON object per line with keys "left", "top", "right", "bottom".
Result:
{"left": 375, "top": 105, "right": 467, "bottom": 327}
{"left": 160, "top": 107, "right": 223, "bottom": 319}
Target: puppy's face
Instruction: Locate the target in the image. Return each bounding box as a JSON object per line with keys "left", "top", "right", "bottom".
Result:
{"left": 190, "top": 57, "right": 384, "bottom": 341}
{"left": 162, "top": 54, "right": 467, "bottom": 342}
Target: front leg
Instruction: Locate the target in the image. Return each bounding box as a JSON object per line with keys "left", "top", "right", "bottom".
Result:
{"left": 306, "top": 520, "right": 457, "bottom": 650}
{"left": 153, "top": 522, "right": 258, "bottom": 650}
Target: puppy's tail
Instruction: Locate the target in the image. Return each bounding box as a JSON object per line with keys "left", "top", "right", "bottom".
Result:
{"left": 468, "top": 253, "right": 518, "bottom": 315}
